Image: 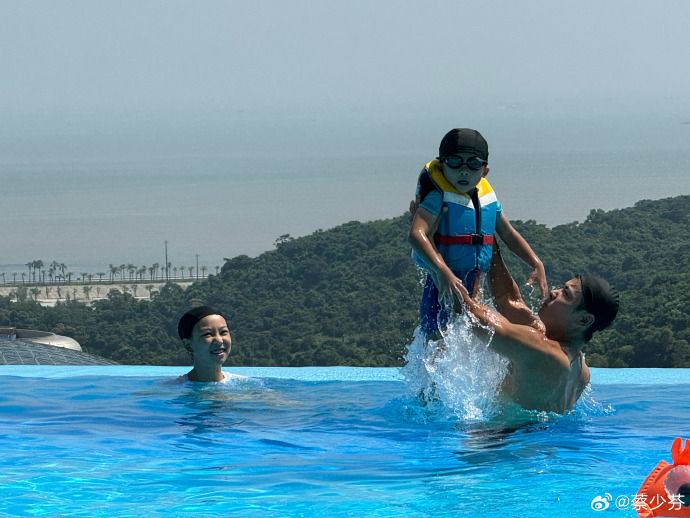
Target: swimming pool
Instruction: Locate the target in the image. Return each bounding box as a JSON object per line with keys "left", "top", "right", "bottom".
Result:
{"left": 1, "top": 366, "right": 688, "bottom": 517}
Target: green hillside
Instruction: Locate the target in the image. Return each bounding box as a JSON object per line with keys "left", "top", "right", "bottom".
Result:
{"left": 2, "top": 195, "right": 689, "bottom": 368}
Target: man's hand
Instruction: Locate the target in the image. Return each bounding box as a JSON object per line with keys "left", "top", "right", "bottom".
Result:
{"left": 453, "top": 276, "right": 471, "bottom": 306}
{"left": 437, "top": 268, "right": 466, "bottom": 304}
{"left": 408, "top": 199, "right": 417, "bottom": 225}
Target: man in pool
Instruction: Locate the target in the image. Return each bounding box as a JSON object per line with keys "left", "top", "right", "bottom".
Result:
{"left": 454, "top": 244, "right": 619, "bottom": 414}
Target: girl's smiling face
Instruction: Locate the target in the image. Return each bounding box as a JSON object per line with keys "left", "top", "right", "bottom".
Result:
{"left": 185, "top": 314, "right": 231, "bottom": 365}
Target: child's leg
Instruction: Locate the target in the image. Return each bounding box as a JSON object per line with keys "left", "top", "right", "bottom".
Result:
{"left": 420, "top": 273, "right": 445, "bottom": 337}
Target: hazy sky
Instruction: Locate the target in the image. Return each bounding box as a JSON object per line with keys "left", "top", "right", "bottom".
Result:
{"left": 1, "top": 1, "right": 689, "bottom": 269}
{"left": 3, "top": 1, "right": 689, "bottom": 120}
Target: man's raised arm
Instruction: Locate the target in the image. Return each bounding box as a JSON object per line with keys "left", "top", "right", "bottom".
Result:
{"left": 488, "top": 243, "right": 544, "bottom": 330}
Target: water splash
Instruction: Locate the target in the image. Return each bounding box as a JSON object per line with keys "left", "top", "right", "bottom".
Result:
{"left": 401, "top": 306, "right": 508, "bottom": 423}
{"left": 575, "top": 384, "right": 616, "bottom": 416}
{"left": 522, "top": 282, "right": 544, "bottom": 313}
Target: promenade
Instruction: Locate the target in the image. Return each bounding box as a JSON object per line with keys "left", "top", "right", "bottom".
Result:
{"left": 0, "top": 279, "right": 193, "bottom": 307}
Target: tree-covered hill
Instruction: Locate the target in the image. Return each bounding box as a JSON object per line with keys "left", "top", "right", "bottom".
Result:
{"left": 506, "top": 195, "right": 690, "bottom": 368}
{"left": 2, "top": 195, "right": 689, "bottom": 368}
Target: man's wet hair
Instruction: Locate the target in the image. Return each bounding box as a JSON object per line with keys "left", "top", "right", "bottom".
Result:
{"left": 578, "top": 274, "right": 620, "bottom": 342}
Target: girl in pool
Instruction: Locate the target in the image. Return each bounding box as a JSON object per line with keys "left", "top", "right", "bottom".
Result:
{"left": 176, "top": 306, "right": 242, "bottom": 383}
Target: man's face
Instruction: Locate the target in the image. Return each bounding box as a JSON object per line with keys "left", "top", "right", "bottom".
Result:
{"left": 538, "top": 277, "right": 587, "bottom": 338}
{"left": 440, "top": 154, "right": 488, "bottom": 193}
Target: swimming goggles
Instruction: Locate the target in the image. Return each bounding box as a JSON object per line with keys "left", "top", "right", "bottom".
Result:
{"left": 440, "top": 155, "right": 487, "bottom": 170}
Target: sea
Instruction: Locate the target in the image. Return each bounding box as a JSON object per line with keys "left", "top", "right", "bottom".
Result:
{"left": 2, "top": 109, "right": 689, "bottom": 280}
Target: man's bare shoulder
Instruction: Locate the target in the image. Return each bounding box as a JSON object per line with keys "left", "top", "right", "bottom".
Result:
{"left": 502, "top": 348, "right": 589, "bottom": 413}
{"left": 491, "top": 322, "right": 570, "bottom": 371}
{"left": 580, "top": 359, "right": 591, "bottom": 386}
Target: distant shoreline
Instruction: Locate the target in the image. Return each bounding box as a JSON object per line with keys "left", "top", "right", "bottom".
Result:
{"left": 0, "top": 279, "right": 194, "bottom": 307}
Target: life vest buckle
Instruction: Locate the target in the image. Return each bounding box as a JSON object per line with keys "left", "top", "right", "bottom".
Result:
{"left": 433, "top": 234, "right": 495, "bottom": 246}
{"left": 470, "top": 234, "right": 486, "bottom": 246}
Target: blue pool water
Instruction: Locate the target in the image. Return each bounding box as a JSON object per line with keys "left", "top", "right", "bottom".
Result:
{"left": 0, "top": 366, "right": 688, "bottom": 517}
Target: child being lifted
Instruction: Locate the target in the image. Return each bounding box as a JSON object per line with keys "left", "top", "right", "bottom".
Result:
{"left": 408, "top": 128, "right": 547, "bottom": 336}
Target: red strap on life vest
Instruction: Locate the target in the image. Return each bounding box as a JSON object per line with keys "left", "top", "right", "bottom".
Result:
{"left": 434, "top": 234, "right": 494, "bottom": 246}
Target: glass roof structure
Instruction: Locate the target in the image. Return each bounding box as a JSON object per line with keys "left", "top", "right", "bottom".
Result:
{"left": 0, "top": 338, "right": 119, "bottom": 366}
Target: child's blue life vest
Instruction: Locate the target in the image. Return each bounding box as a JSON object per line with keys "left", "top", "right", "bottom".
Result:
{"left": 413, "top": 160, "right": 499, "bottom": 276}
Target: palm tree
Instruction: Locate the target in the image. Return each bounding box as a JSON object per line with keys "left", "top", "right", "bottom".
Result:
{"left": 97, "top": 272, "right": 106, "bottom": 282}
{"left": 201, "top": 266, "right": 207, "bottom": 277}
{"left": 35, "top": 261, "right": 42, "bottom": 281}
{"left": 179, "top": 266, "right": 185, "bottom": 279}
{"left": 127, "top": 264, "right": 136, "bottom": 281}
{"left": 144, "top": 284, "right": 155, "bottom": 299}
{"left": 25, "top": 262, "right": 33, "bottom": 283}
{"left": 49, "top": 261, "right": 60, "bottom": 284}
{"left": 45, "top": 286, "right": 52, "bottom": 299}
{"left": 30, "top": 287, "right": 40, "bottom": 301}
{"left": 131, "top": 284, "right": 138, "bottom": 297}
{"left": 21, "top": 272, "right": 26, "bottom": 285}
{"left": 81, "top": 272, "right": 89, "bottom": 283}
{"left": 34, "top": 260, "right": 44, "bottom": 284}
{"left": 109, "top": 264, "right": 118, "bottom": 283}
{"left": 173, "top": 267, "right": 178, "bottom": 279}
{"left": 188, "top": 266, "right": 194, "bottom": 278}
{"left": 82, "top": 286, "right": 92, "bottom": 299}
{"left": 119, "top": 264, "right": 126, "bottom": 282}
{"left": 148, "top": 266, "right": 156, "bottom": 280}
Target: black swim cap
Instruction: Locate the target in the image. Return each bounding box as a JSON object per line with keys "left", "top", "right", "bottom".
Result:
{"left": 177, "top": 306, "right": 223, "bottom": 340}
{"left": 579, "top": 274, "right": 619, "bottom": 335}
{"left": 439, "top": 128, "right": 489, "bottom": 161}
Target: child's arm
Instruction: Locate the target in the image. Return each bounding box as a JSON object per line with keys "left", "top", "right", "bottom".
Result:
{"left": 494, "top": 214, "right": 548, "bottom": 299}
{"left": 408, "top": 206, "right": 466, "bottom": 301}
